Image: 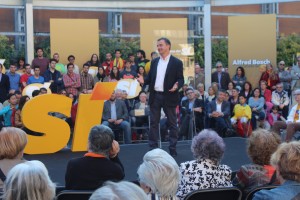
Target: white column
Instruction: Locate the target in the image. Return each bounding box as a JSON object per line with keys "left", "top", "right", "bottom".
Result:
{"left": 25, "top": 0, "right": 34, "bottom": 64}
{"left": 204, "top": 0, "right": 212, "bottom": 91}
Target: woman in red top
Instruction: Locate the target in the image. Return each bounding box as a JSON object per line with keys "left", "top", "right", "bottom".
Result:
{"left": 260, "top": 80, "right": 273, "bottom": 113}
{"left": 259, "top": 64, "right": 280, "bottom": 91}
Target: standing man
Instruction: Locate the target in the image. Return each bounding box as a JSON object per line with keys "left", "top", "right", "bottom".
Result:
{"left": 103, "top": 53, "right": 114, "bottom": 75}
{"left": 0, "top": 64, "right": 10, "bottom": 103}
{"left": 113, "top": 49, "right": 125, "bottom": 71}
{"left": 189, "top": 63, "right": 205, "bottom": 89}
{"left": 211, "top": 61, "right": 230, "bottom": 90}
{"left": 6, "top": 64, "right": 20, "bottom": 93}
{"left": 44, "top": 59, "right": 63, "bottom": 93}
{"left": 31, "top": 47, "right": 49, "bottom": 76}
{"left": 136, "top": 49, "right": 150, "bottom": 69}
{"left": 291, "top": 56, "right": 300, "bottom": 99}
{"left": 137, "top": 37, "right": 184, "bottom": 156}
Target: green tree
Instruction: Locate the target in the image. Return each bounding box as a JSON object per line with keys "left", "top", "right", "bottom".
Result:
{"left": 277, "top": 33, "right": 300, "bottom": 66}
{"left": 99, "top": 34, "right": 140, "bottom": 62}
{"left": 0, "top": 35, "right": 15, "bottom": 68}
{"left": 34, "top": 36, "right": 51, "bottom": 58}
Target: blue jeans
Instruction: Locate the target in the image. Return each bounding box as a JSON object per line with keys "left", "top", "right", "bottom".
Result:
{"left": 102, "top": 120, "right": 132, "bottom": 144}
{"left": 251, "top": 111, "right": 265, "bottom": 130}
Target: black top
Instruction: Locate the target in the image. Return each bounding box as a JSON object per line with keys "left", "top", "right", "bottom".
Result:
{"left": 65, "top": 155, "right": 125, "bottom": 190}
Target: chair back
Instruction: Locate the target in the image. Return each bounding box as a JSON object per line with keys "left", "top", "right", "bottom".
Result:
{"left": 184, "top": 187, "right": 242, "bottom": 200}
{"left": 56, "top": 190, "right": 94, "bottom": 200}
{"left": 244, "top": 185, "right": 278, "bottom": 200}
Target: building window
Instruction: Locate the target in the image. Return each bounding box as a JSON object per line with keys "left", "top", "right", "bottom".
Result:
{"left": 114, "top": 13, "right": 122, "bottom": 34}
{"left": 262, "top": 3, "right": 277, "bottom": 14}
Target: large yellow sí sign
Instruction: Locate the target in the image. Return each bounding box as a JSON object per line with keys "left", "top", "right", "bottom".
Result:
{"left": 23, "top": 82, "right": 117, "bottom": 154}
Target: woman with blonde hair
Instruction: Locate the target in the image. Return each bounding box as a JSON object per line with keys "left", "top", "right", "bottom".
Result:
{"left": 2, "top": 160, "right": 55, "bottom": 200}
{"left": 253, "top": 141, "right": 300, "bottom": 200}
{"left": 259, "top": 64, "right": 280, "bottom": 91}
{"left": 0, "top": 127, "right": 27, "bottom": 188}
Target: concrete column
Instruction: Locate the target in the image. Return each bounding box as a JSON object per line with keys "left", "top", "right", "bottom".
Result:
{"left": 204, "top": 0, "right": 212, "bottom": 91}
{"left": 25, "top": 0, "right": 34, "bottom": 64}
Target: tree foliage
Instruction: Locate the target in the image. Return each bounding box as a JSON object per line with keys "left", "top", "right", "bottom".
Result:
{"left": 277, "top": 33, "right": 300, "bottom": 66}
{"left": 0, "top": 36, "right": 16, "bottom": 68}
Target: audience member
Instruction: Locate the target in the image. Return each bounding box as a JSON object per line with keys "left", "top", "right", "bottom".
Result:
{"left": 108, "top": 66, "right": 121, "bottom": 82}
{"left": 89, "top": 181, "right": 148, "bottom": 200}
{"left": 16, "top": 57, "right": 26, "bottom": 71}
{"left": 177, "top": 129, "right": 232, "bottom": 199}
{"left": 144, "top": 51, "right": 158, "bottom": 74}
{"left": 6, "top": 64, "right": 20, "bottom": 93}
{"left": 231, "top": 94, "right": 252, "bottom": 137}
{"left": 88, "top": 53, "right": 101, "bottom": 67}
{"left": 136, "top": 49, "right": 149, "bottom": 69}
{"left": 20, "top": 64, "right": 32, "bottom": 91}
{"left": 249, "top": 88, "right": 265, "bottom": 130}
{"left": 233, "top": 129, "right": 281, "bottom": 192}
{"left": 128, "top": 53, "right": 137, "bottom": 72}
{"left": 65, "top": 55, "right": 79, "bottom": 74}
{"left": 31, "top": 47, "right": 49, "bottom": 75}
{"left": 0, "top": 127, "right": 27, "bottom": 188}
{"left": 101, "top": 91, "right": 131, "bottom": 144}
{"left": 44, "top": 59, "right": 63, "bottom": 93}
{"left": 120, "top": 59, "right": 137, "bottom": 79}
{"left": 80, "top": 63, "right": 94, "bottom": 94}
{"left": 227, "top": 81, "right": 235, "bottom": 97}
{"left": 40, "top": 87, "right": 47, "bottom": 95}
{"left": 240, "top": 81, "right": 252, "bottom": 102}
{"left": 53, "top": 52, "right": 66, "bottom": 74}
{"left": 103, "top": 52, "right": 114, "bottom": 75}
{"left": 94, "top": 66, "right": 108, "bottom": 83}
{"left": 211, "top": 61, "right": 230, "bottom": 90}
{"left": 273, "top": 89, "right": 300, "bottom": 142}
{"left": 113, "top": 49, "right": 125, "bottom": 70}
{"left": 31, "top": 89, "right": 40, "bottom": 97}
{"left": 65, "top": 125, "right": 124, "bottom": 190}
{"left": 14, "top": 95, "right": 30, "bottom": 129}
{"left": 196, "top": 83, "right": 208, "bottom": 101}
{"left": 137, "top": 148, "right": 180, "bottom": 200}
{"left": 291, "top": 56, "right": 300, "bottom": 96}
{"left": 0, "top": 64, "right": 10, "bottom": 103}
{"left": 260, "top": 64, "right": 279, "bottom": 91}
{"left": 278, "top": 60, "right": 291, "bottom": 96}
{"left": 267, "top": 105, "right": 284, "bottom": 127}
{"left": 232, "top": 66, "right": 247, "bottom": 89}
{"left": 260, "top": 80, "right": 273, "bottom": 112}
{"left": 207, "top": 89, "right": 231, "bottom": 137}
{"left": 271, "top": 82, "right": 289, "bottom": 119}
{"left": 0, "top": 94, "right": 18, "bottom": 127}
{"left": 253, "top": 142, "right": 300, "bottom": 200}
{"left": 229, "top": 88, "right": 239, "bottom": 115}
{"left": 190, "top": 63, "right": 205, "bottom": 89}
{"left": 63, "top": 63, "right": 81, "bottom": 96}
{"left": 27, "top": 66, "right": 45, "bottom": 84}
{"left": 2, "top": 160, "right": 55, "bottom": 200}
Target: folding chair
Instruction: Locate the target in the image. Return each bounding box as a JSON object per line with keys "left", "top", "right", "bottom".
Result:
{"left": 244, "top": 185, "right": 278, "bottom": 200}
{"left": 184, "top": 187, "right": 242, "bottom": 200}
{"left": 56, "top": 190, "right": 94, "bottom": 200}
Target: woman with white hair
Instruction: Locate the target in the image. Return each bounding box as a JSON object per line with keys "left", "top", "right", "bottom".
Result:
{"left": 176, "top": 129, "right": 232, "bottom": 199}
{"left": 2, "top": 160, "right": 56, "bottom": 200}
{"left": 89, "top": 181, "right": 148, "bottom": 200}
{"left": 137, "top": 148, "right": 181, "bottom": 200}
{"left": 0, "top": 127, "right": 27, "bottom": 189}
{"left": 253, "top": 142, "right": 300, "bottom": 200}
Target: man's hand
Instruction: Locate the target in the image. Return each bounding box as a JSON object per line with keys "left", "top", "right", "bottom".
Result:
{"left": 136, "top": 74, "right": 144, "bottom": 85}
{"left": 114, "top": 119, "right": 123, "bottom": 125}
{"left": 9, "top": 89, "right": 15, "bottom": 94}
{"left": 108, "top": 119, "right": 115, "bottom": 123}
{"left": 193, "top": 107, "right": 202, "bottom": 113}
{"left": 109, "top": 140, "right": 120, "bottom": 158}
{"left": 169, "top": 82, "right": 178, "bottom": 92}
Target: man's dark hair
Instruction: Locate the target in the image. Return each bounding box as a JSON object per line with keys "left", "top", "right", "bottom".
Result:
{"left": 32, "top": 90, "right": 40, "bottom": 97}
{"left": 49, "top": 59, "right": 57, "bottom": 63}
{"left": 33, "top": 66, "right": 40, "bottom": 70}
{"left": 137, "top": 50, "right": 146, "bottom": 58}
{"left": 68, "top": 55, "right": 75, "bottom": 61}
{"left": 67, "top": 63, "right": 74, "bottom": 69}
{"left": 7, "top": 93, "right": 16, "bottom": 100}
{"left": 24, "top": 64, "right": 31, "bottom": 68}
{"left": 115, "top": 49, "right": 121, "bottom": 54}
{"left": 151, "top": 51, "right": 158, "bottom": 57}
{"left": 128, "top": 53, "right": 134, "bottom": 57}
{"left": 35, "top": 47, "right": 43, "bottom": 53}
{"left": 157, "top": 37, "right": 171, "bottom": 46}
{"left": 217, "top": 89, "right": 227, "bottom": 95}
{"left": 40, "top": 87, "right": 47, "bottom": 92}
{"left": 83, "top": 62, "right": 90, "bottom": 68}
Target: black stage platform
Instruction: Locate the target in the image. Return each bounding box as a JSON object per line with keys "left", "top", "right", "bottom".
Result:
{"left": 24, "top": 137, "right": 250, "bottom": 186}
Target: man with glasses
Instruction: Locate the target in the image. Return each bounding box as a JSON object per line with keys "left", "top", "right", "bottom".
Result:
{"left": 278, "top": 60, "right": 292, "bottom": 97}
{"left": 179, "top": 88, "right": 204, "bottom": 139}
{"left": 291, "top": 56, "right": 300, "bottom": 99}
{"left": 271, "top": 82, "right": 290, "bottom": 119}
{"left": 211, "top": 61, "right": 230, "bottom": 90}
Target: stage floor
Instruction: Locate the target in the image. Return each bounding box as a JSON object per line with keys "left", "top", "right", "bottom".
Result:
{"left": 24, "top": 137, "right": 250, "bottom": 186}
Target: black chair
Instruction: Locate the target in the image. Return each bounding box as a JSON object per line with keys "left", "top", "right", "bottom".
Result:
{"left": 184, "top": 187, "right": 242, "bottom": 200}
{"left": 244, "top": 185, "right": 278, "bottom": 200}
{"left": 56, "top": 190, "right": 94, "bottom": 200}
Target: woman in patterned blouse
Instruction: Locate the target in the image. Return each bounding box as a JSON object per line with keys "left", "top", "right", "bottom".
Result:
{"left": 176, "top": 129, "right": 232, "bottom": 199}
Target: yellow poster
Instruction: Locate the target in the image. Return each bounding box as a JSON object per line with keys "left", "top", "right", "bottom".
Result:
{"left": 228, "top": 14, "right": 277, "bottom": 88}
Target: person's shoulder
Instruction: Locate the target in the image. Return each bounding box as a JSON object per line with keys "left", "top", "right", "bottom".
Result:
{"left": 180, "top": 160, "right": 197, "bottom": 167}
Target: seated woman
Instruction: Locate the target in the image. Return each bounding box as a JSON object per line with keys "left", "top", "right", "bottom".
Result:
{"left": 176, "top": 129, "right": 232, "bottom": 200}
{"left": 2, "top": 160, "right": 55, "bottom": 200}
{"left": 137, "top": 149, "right": 180, "bottom": 200}
{"left": 233, "top": 129, "right": 281, "bottom": 193}
{"left": 253, "top": 142, "right": 300, "bottom": 200}
{"left": 0, "top": 127, "right": 27, "bottom": 189}
{"left": 260, "top": 80, "right": 273, "bottom": 113}
{"left": 90, "top": 181, "right": 148, "bottom": 200}
{"left": 232, "top": 66, "right": 247, "bottom": 89}
{"left": 231, "top": 94, "right": 252, "bottom": 137}
{"left": 240, "top": 81, "right": 253, "bottom": 103}
{"left": 248, "top": 88, "right": 266, "bottom": 130}
{"left": 259, "top": 64, "right": 280, "bottom": 91}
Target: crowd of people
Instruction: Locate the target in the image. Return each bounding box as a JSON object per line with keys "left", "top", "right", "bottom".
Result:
{"left": 1, "top": 125, "right": 300, "bottom": 200}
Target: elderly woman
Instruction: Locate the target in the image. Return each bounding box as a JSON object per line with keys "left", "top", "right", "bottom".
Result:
{"left": 2, "top": 160, "right": 55, "bottom": 200}
{"left": 65, "top": 125, "right": 124, "bottom": 190}
{"left": 253, "top": 142, "right": 300, "bottom": 200}
{"left": 260, "top": 64, "right": 280, "bottom": 91}
{"left": 176, "top": 129, "right": 232, "bottom": 199}
{"left": 233, "top": 129, "right": 281, "bottom": 192}
{"left": 90, "top": 181, "right": 148, "bottom": 200}
{"left": 196, "top": 83, "right": 208, "bottom": 101}
{"left": 0, "top": 127, "right": 27, "bottom": 188}
{"left": 137, "top": 148, "right": 181, "bottom": 200}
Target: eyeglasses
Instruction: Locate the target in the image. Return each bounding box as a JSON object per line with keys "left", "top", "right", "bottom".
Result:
{"left": 216, "top": 66, "right": 222, "bottom": 68}
{"left": 280, "top": 64, "right": 285, "bottom": 66}
{"left": 186, "top": 92, "right": 194, "bottom": 95}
